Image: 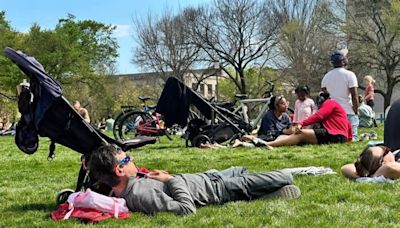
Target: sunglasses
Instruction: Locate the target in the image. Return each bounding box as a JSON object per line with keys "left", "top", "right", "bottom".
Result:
{"left": 117, "top": 153, "right": 132, "bottom": 167}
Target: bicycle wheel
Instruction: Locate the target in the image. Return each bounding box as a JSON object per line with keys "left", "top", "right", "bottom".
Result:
{"left": 113, "top": 109, "right": 135, "bottom": 140}
{"left": 118, "top": 111, "right": 154, "bottom": 141}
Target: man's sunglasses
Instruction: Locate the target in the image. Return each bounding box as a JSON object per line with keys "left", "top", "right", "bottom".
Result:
{"left": 117, "top": 153, "right": 131, "bottom": 167}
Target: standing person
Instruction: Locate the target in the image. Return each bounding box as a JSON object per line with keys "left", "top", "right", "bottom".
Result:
{"left": 363, "top": 75, "right": 375, "bottom": 108}
{"left": 363, "top": 75, "right": 378, "bottom": 127}
{"left": 105, "top": 114, "right": 115, "bottom": 131}
{"left": 73, "top": 100, "right": 91, "bottom": 123}
{"left": 293, "top": 85, "right": 316, "bottom": 128}
{"left": 321, "top": 49, "right": 359, "bottom": 141}
{"left": 89, "top": 144, "right": 301, "bottom": 215}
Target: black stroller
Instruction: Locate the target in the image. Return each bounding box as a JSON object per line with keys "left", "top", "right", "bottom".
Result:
{"left": 156, "top": 77, "right": 252, "bottom": 147}
{"left": 4, "top": 47, "right": 156, "bottom": 202}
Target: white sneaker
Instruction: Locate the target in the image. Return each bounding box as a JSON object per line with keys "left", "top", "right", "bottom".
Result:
{"left": 369, "top": 131, "right": 378, "bottom": 140}
{"left": 360, "top": 133, "right": 370, "bottom": 141}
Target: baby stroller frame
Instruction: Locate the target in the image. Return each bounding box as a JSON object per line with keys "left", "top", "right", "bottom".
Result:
{"left": 4, "top": 47, "right": 156, "bottom": 197}
{"left": 156, "top": 77, "right": 249, "bottom": 147}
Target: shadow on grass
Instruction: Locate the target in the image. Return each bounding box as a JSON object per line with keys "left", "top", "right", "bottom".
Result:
{"left": 8, "top": 202, "right": 57, "bottom": 212}
{"left": 146, "top": 145, "right": 187, "bottom": 150}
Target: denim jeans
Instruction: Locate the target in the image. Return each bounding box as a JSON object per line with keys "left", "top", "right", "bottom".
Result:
{"left": 348, "top": 114, "right": 359, "bottom": 142}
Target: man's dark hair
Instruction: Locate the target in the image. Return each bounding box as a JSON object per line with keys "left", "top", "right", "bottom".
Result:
{"left": 330, "top": 50, "right": 348, "bottom": 68}
{"left": 89, "top": 144, "right": 121, "bottom": 187}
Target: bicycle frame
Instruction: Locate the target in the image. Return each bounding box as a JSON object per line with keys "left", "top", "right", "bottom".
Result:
{"left": 232, "top": 97, "right": 272, "bottom": 129}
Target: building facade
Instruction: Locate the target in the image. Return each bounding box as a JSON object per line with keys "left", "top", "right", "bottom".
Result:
{"left": 114, "top": 68, "right": 223, "bottom": 100}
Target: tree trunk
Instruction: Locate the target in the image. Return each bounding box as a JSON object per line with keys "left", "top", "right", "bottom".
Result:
{"left": 238, "top": 69, "right": 246, "bottom": 94}
{"left": 384, "top": 84, "right": 393, "bottom": 110}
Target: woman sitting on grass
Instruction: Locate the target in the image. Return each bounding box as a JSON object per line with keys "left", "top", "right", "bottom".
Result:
{"left": 232, "top": 95, "right": 293, "bottom": 148}
{"left": 257, "top": 95, "right": 293, "bottom": 141}
{"left": 341, "top": 146, "right": 400, "bottom": 180}
{"left": 237, "top": 92, "right": 352, "bottom": 149}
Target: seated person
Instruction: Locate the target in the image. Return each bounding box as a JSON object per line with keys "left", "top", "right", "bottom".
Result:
{"left": 0, "top": 121, "right": 16, "bottom": 136}
{"left": 257, "top": 95, "right": 293, "bottom": 141}
{"left": 358, "top": 95, "right": 375, "bottom": 128}
{"left": 73, "top": 100, "right": 91, "bottom": 123}
{"left": 89, "top": 144, "right": 301, "bottom": 215}
{"left": 341, "top": 145, "right": 400, "bottom": 180}
{"left": 245, "top": 92, "right": 352, "bottom": 149}
{"left": 0, "top": 117, "right": 9, "bottom": 131}
{"left": 98, "top": 118, "right": 106, "bottom": 130}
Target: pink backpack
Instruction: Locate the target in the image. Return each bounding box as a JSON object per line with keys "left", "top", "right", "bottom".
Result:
{"left": 64, "top": 188, "right": 129, "bottom": 219}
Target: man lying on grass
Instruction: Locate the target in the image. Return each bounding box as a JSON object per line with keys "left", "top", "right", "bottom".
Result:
{"left": 89, "top": 144, "right": 301, "bottom": 215}
{"left": 341, "top": 145, "right": 400, "bottom": 180}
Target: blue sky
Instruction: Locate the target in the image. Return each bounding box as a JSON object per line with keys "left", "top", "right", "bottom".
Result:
{"left": 1, "top": 0, "right": 211, "bottom": 74}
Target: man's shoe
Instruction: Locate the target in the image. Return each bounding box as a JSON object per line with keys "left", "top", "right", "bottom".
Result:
{"left": 262, "top": 185, "right": 301, "bottom": 199}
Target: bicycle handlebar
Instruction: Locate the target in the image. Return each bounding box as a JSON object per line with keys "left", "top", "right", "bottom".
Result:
{"left": 262, "top": 80, "right": 274, "bottom": 98}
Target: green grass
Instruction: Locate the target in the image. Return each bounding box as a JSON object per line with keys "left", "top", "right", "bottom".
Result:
{"left": 1, "top": 126, "right": 398, "bottom": 227}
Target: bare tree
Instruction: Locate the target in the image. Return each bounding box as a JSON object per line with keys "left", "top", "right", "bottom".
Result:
{"left": 184, "top": 0, "right": 282, "bottom": 94}
{"left": 132, "top": 10, "right": 201, "bottom": 82}
{"left": 342, "top": 0, "right": 400, "bottom": 108}
{"left": 271, "top": 0, "right": 343, "bottom": 91}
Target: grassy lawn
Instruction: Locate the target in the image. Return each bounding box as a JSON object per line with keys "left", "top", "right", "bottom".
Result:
{"left": 0, "top": 125, "right": 398, "bottom": 227}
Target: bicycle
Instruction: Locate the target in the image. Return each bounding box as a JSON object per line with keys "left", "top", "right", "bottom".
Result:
{"left": 211, "top": 80, "right": 294, "bottom": 132}
{"left": 115, "top": 97, "right": 173, "bottom": 141}
{"left": 112, "top": 105, "right": 137, "bottom": 140}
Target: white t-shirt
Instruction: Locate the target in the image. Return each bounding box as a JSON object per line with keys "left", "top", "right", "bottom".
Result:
{"left": 321, "top": 68, "right": 358, "bottom": 115}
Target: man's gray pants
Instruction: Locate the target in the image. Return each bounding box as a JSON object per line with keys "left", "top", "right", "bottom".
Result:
{"left": 205, "top": 167, "right": 293, "bottom": 204}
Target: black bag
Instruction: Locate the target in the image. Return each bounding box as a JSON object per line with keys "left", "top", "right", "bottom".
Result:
{"left": 15, "top": 85, "right": 38, "bottom": 154}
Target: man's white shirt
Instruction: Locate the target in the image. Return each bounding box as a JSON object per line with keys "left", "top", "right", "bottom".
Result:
{"left": 321, "top": 68, "right": 358, "bottom": 115}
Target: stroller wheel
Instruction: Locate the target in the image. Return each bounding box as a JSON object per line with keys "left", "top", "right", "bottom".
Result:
{"left": 192, "top": 134, "right": 211, "bottom": 147}
{"left": 55, "top": 189, "right": 74, "bottom": 205}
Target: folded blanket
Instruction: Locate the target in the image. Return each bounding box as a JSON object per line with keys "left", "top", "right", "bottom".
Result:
{"left": 282, "top": 166, "right": 336, "bottom": 176}
{"left": 356, "top": 175, "right": 395, "bottom": 183}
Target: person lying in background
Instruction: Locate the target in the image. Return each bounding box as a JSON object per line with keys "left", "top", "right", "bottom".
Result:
{"left": 341, "top": 145, "right": 400, "bottom": 180}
